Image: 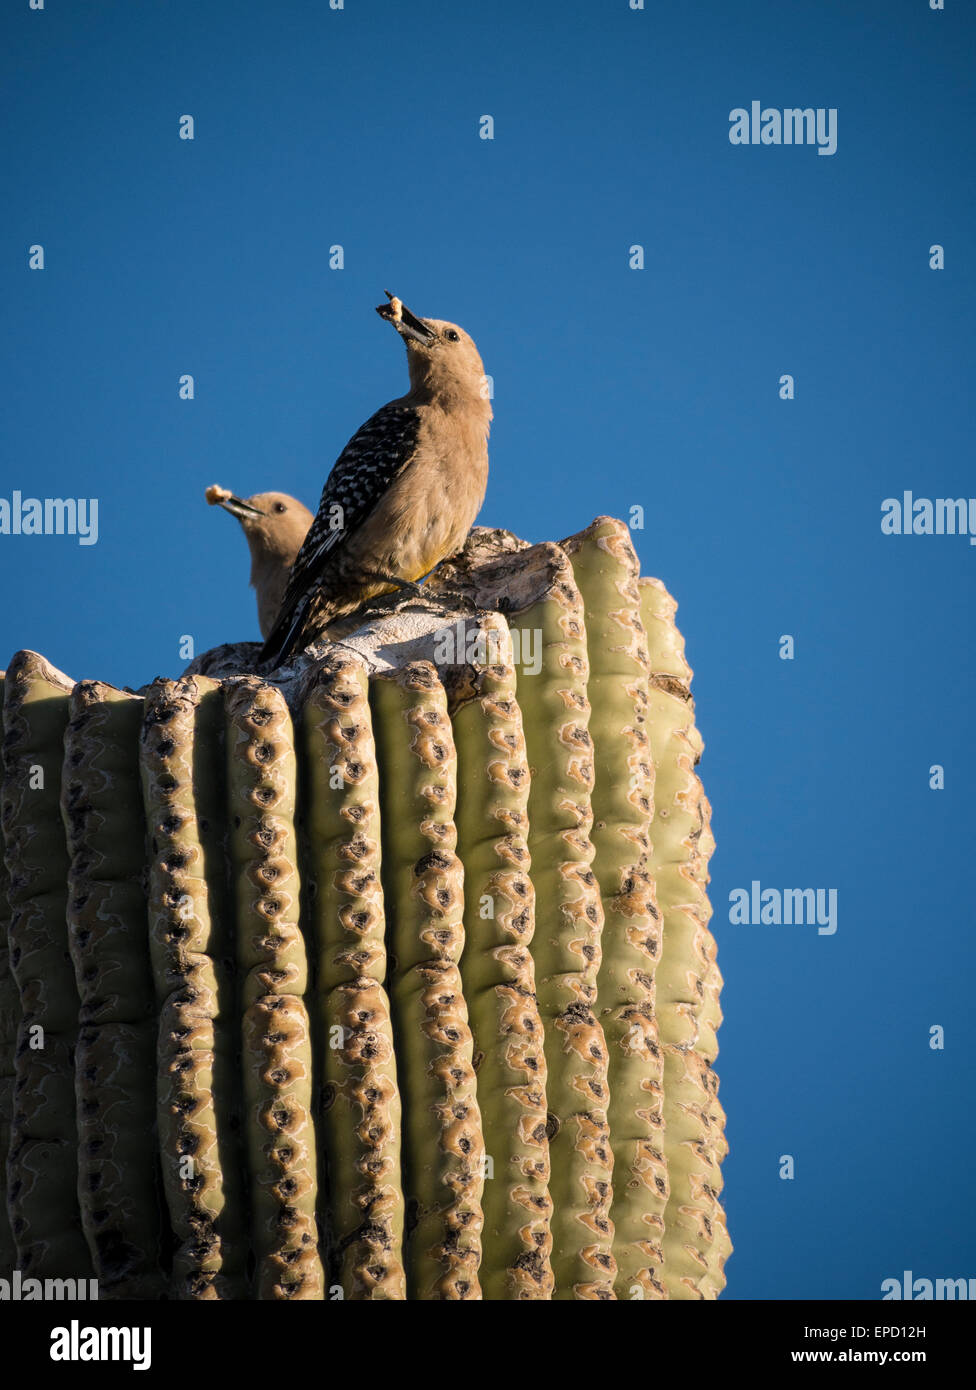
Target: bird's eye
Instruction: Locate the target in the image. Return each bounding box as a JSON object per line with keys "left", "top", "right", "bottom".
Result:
{"left": 445, "top": 330, "right": 460, "bottom": 342}
{"left": 274, "top": 502, "right": 286, "bottom": 513}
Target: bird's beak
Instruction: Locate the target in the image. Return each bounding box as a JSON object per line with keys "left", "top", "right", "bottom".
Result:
{"left": 376, "top": 290, "right": 437, "bottom": 346}
{"left": 219, "top": 494, "right": 264, "bottom": 519}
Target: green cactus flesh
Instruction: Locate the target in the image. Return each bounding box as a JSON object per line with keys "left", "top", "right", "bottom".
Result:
{"left": 224, "top": 677, "right": 323, "bottom": 1299}
{"left": 140, "top": 675, "right": 247, "bottom": 1299}
{"left": 639, "top": 577, "right": 730, "bottom": 1298}
{"left": 61, "top": 681, "right": 164, "bottom": 1297}
{"left": 370, "top": 662, "right": 485, "bottom": 1299}
{"left": 300, "top": 654, "right": 405, "bottom": 1299}
{"left": 504, "top": 546, "right": 616, "bottom": 1299}
{"left": 561, "top": 521, "right": 668, "bottom": 1301}
{"left": 450, "top": 613, "right": 555, "bottom": 1299}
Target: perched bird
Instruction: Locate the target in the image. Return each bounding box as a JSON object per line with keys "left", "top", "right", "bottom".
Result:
{"left": 205, "top": 485, "right": 313, "bottom": 640}
{"left": 259, "top": 292, "right": 492, "bottom": 666}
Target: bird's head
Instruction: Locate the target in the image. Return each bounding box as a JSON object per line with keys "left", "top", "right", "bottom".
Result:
{"left": 376, "top": 292, "right": 491, "bottom": 416}
{"left": 206, "top": 486, "right": 313, "bottom": 559}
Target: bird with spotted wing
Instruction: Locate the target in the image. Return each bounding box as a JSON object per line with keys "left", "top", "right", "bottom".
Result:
{"left": 259, "top": 293, "right": 492, "bottom": 667}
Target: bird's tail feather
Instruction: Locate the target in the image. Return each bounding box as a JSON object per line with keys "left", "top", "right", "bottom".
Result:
{"left": 259, "top": 593, "right": 316, "bottom": 667}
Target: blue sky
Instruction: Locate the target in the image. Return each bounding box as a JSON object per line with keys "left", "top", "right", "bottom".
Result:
{"left": 3, "top": 0, "right": 974, "bottom": 1299}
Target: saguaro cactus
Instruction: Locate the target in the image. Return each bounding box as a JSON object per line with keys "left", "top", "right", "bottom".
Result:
{"left": 0, "top": 518, "right": 729, "bottom": 1300}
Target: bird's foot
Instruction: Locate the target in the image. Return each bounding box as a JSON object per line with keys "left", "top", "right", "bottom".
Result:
{"left": 389, "top": 580, "right": 426, "bottom": 611}
{"left": 424, "top": 583, "right": 481, "bottom": 614}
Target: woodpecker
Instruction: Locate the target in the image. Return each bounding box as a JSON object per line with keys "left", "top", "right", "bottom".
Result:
{"left": 206, "top": 485, "right": 314, "bottom": 640}
{"left": 258, "top": 293, "right": 492, "bottom": 667}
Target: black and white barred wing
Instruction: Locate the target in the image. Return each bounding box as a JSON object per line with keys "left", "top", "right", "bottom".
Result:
{"left": 299, "top": 403, "right": 422, "bottom": 573}
{"left": 260, "top": 402, "right": 421, "bottom": 660}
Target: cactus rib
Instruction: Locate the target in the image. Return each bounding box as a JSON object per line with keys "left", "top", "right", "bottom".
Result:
{"left": 301, "top": 654, "right": 406, "bottom": 1299}
{"left": 140, "top": 675, "right": 247, "bottom": 1299}
{"left": 1, "top": 652, "right": 92, "bottom": 1276}
{"left": 61, "top": 681, "right": 165, "bottom": 1297}
{"left": 639, "top": 577, "right": 730, "bottom": 1298}
{"left": 370, "top": 661, "right": 485, "bottom": 1299}
{"left": 562, "top": 520, "right": 668, "bottom": 1300}
{"left": 0, "top": 673, "right": 19, "bottom": 1272}
{"left": 450, "top": 614, "right": 555, "bottom": 1299}
{"left": 225, "top": 677, "right": 323, "bottom": 1299}
{"left": 505, "top": 545, "right": 617, "bottom": 1299}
